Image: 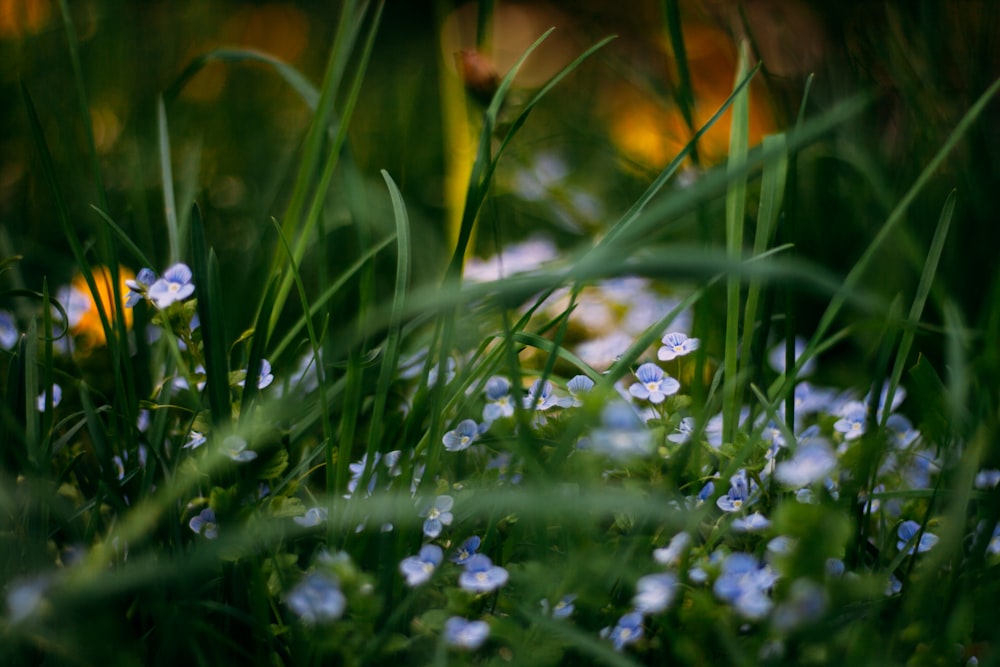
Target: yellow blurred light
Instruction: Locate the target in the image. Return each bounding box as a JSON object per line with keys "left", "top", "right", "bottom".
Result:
{"left": 0, "top": 0, "right": 52, "bottom": 39}
{"left": 69, "top": 265, "right": 135, "bottom": 350}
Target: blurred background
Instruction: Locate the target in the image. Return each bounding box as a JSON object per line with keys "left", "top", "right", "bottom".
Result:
{"left": 2, "top": 0, "right": 999, "bottom": 379}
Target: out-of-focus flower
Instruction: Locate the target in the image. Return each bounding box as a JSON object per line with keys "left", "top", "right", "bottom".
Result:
{"left": 654, "top": 532, "right": 691, "bottom": 567}
{"left": 449, "top": 536, "right": 481, "bottom": 565}
{"left": 458, "top": 554, "right": 508, "bottom": 593}
{"left": 560, "top": 374, "right": 595, "bottom": 407}
{"left": 633, "top": 572, "right": 678, "bottom": 615}
{"left": 0, "top": 310, "right": 18, "bottom": 349}
{"left": 775, "top": 442, "right": 838, "bottom": 488}
{"left": 286, "top": 572, "right": 346, "bottom": 625}
{"left": 239, "top": 359, "right": 274, "bottom": 390}
{"left": 588, "top": 401, "right": 654, "bottom": 459}
{"left": 444, "top": 616, "right": 490, "bottom": 650}
{"left": 5, "top": 576, "right": 50, "bottom": 625}
{"left": 483, "top": 376, "right": 515, "bottom": 422}
{"left": 606, "top": 611, "right": 644, "bottom": 651}
{"left": 897, "top": 520, "right": 938, "bottom": 555}
{"left": 399, "top": 544, "right": 443, "bottom": 587}
{"left": 540, "top": 594, "right": 576, "bottom": 619}
{"left": 443, "top": 419, "right": 481, "bottom": 452}
{"left": 35, "top": 384, "right": 61, "bottom": 412}
{"left": 420, "top": 495, "right": 454, "bottom": 539}
{"left": 713, "top": 552, "right": 778, "bottom": 620}
{"left": 294, "top": 507, "right": 328, "bottom": 528}
{"left": 189, "top": 508, "right": 218, "bottom": 539}
{"left": 221, "top": 435, "right": 257, "bottom": 462}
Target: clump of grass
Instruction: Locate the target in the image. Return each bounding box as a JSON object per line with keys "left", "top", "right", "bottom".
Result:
{"left": 2, "top": 4, "right": 999, "bottom": 666}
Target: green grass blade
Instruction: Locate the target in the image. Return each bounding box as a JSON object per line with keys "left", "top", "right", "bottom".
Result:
{"left": 365, "top": 171, "right": 411, "bottom": 457}
{"left": 190, "top": 204, "right": 231, "bottom": 428}
{"left": 882, "top": 190, "right": 955, "bottom": 428}
{"left": 239, "top": 274, "right": 279, "bottom": 425}
{"left": 90, "top": 205, "right": 155, "bottom": 270}
{"left": 157, "top": 96, "right": 181, "bottom": 265}
{"left": 722, "top": 41, "right": 751, "bottom": 445}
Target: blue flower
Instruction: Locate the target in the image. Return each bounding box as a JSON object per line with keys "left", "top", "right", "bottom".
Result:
{"left": 897, "top": 520, "right": 938, "bottom": 554}
{"left": 768, "top": 337, "right": 816, "bottom": 376}
{"left": 443, "top": 419, "right": 480, "bottom": 452}
{"left": 775, "top": 442, "right": 838, "bottom": 488}
{"left": 399, "top": 544, "right": 443, "bottom": 587}
{"left": 124, "top": 268, "right": 156, "bottom": 308}
{"left": 483, "top": 376, "right": 515, "bottom": 422}
{"left": 449, "top": 535, "right": 481, "bottom": 564}
{"left": 420, "top": 495, "right": 454, "bottom": 539}
{"left": 668, "top": 416, "right": 695, "bottom": 444}
{"left": 771, "top": 579, "right": 827, "bottom": 632}
{"left": 540, "top": 594, "right": 576, "bottom": 619}
{"left": 658, "top": 332, "right": 700, "bottom": 361}
{"left": 0, "top": 310, "right": 19, "bottom": 349}
{"left": 653, "top": 532, "right": 692, "bottom": 567}
{"left": 633, "top": 572, "right": 678, "bottom": 615}
{"left": 628, "top": 363, "right": 680, "bottom": 404}
{"left": 6, "top": 576, "right": 50, "bottom": 625}
{"left": 459, "top": 554, "right": 509, "bottom": 593}
{"left": 833, "top": 402, "right": 867, "bottom": 441}
{"left": 183, "top": 430, "right": 206, "bottom": 450}
{"left": 606, "top": 611, "right": 644, "bottom": 651}
{"left": 717, "top": 469, "right": 757, "bottom": 512}
{"left": 559, "top": 374, "right": 595, "bottom": 407}
{"left": 147, "top": 263, "right": 195, "bottom": 309}
{"left": 975, "top": 469, "right": 1000, "bottom": 489}
{"left": 732, "top": 512, "right": 771, "bottom": 533}
{"left": 36, "top": 384, "right": 62, "bottom": 412}
{"left": 221, "top": 435, "right": 257, "bottom": 462}
{"left": 346, "top": 453, "right": 380, "bottom": 498}
{"left": 294, "top": 507, "right": 328, "bottom": 528}
{"left": 286, "top": 572, "right": 346, "bottom": 625}
{"left": 444, "top": 616, "right": 490, "bottom": 650}
{"left": 524, "top": 379, "right": 560, "bottom": 411}
{"left": 189, "top": 508, "right": 218, "bottom": 539}
{"left": 713, "top": 552, "right": 777, "bottom": 620}
{"left": 588, "top": 402, "right": 654, "bottom": 459}
{"left": 239, "top": 359, "right": 274, "bottom": 390}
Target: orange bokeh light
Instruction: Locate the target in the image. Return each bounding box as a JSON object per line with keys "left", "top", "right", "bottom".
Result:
{"left": 69, "top": 265, "right": 135, "bottom": 349}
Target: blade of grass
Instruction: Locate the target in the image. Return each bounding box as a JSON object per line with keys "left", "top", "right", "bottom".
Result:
{"left": 723, "top": 41, "right": 751, "bottom": 445}
{"left": 881, "top": 190, "right": 956, "bottom": 428}
{"left": 190, "top": 204, "right": 231, "bottom": 428}
{"left": 157, "top": 96, "right": 181, "bottom": 265}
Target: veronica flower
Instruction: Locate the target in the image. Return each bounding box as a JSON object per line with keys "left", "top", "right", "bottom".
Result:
{"left": 443, "top": 617, "right": 490, "bottom": 650}
{"left": 524, "top": 379, "right": 560, "bottom": 411}
{"left": 399, "top": 544, "right": 443, "bottom": 587}
{"left": 975, "top": 469, "right": 1000, "bottom": 489}
{"left": 36, "top": 384, "right": 62, "bottom": 412}
{"left": 124, "top": 267, "right": 156, "bottom": 308}
{"left": 588, "top": 401, "right": 654, "bottom": 459}
{"left": 540, "top": 594, "right": 576, "bottom": 619}
{"left": 239, "top": 359, "right": 274, "bottom": 390}
{"left": 0, "top": 310, "right": 18, "bottom": 349}
{"left": 459, "top": 554, "right": 508, "bottom": 593}
{"left": 449, "top": 536, "right": 481, "bottom": 564}
{"left": 775, "top": 442, "right": 838, "bottom": 488}
{"left": 183, "top": 431, "right": 206, "bottom": 450}
{"left": 897, "top": 520, "right": 938, "bottom": 555}
{"left": 628, "top": 363, "right": 680, "bottom": 404}
{"left": 420, "top": 495, "right": 454, "bottom": 539}
{"left": 732, "top": 512, "right": 772, "bottom": 533}
{"left": 286, "top": 572, "right": 346, "bottom": 625}
{"left": 768, "top": 337, "right": 816, "bottom": 376}
{"left": 189, "top": 508, "right": 218, "bottom": 539}
{"left": 658, "top": 332, "right": 699, "bottom": 361}
{"left": 668, "top": 417, "right": 696, "bottom": 444}
{"left": 654, "top": 532, "right": 691, "bottom": 567}
{"left": 717, "top": 469, "right": 758, "bottom": 512}
{"left": 559, "top": 374, "right": 595, "bottom": 407}
{"left": 833, "top": 402, "right": 867, "bottom": 441}
{"left": 713, "top": 552, "right": 778, "bottom": 620}
{"left": 294, "top": 507, "right": 328, "bottom": 528}
{"left": 633, "top": 572, "right": 678, "bottom": 615}
{"left": 482, "top": 376, "right": 515, "bottom": 421}
{"left": 221, "top": 435, "right": 257, "bottom": 462}
{"left": 606, "top": 611, "right": 644, "bottom": 651}
{"left": 443, "top": 419, "right": 480, "bottom": 452}
{"left": 147, "top": 263, "right": 195, "bottom": 309}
